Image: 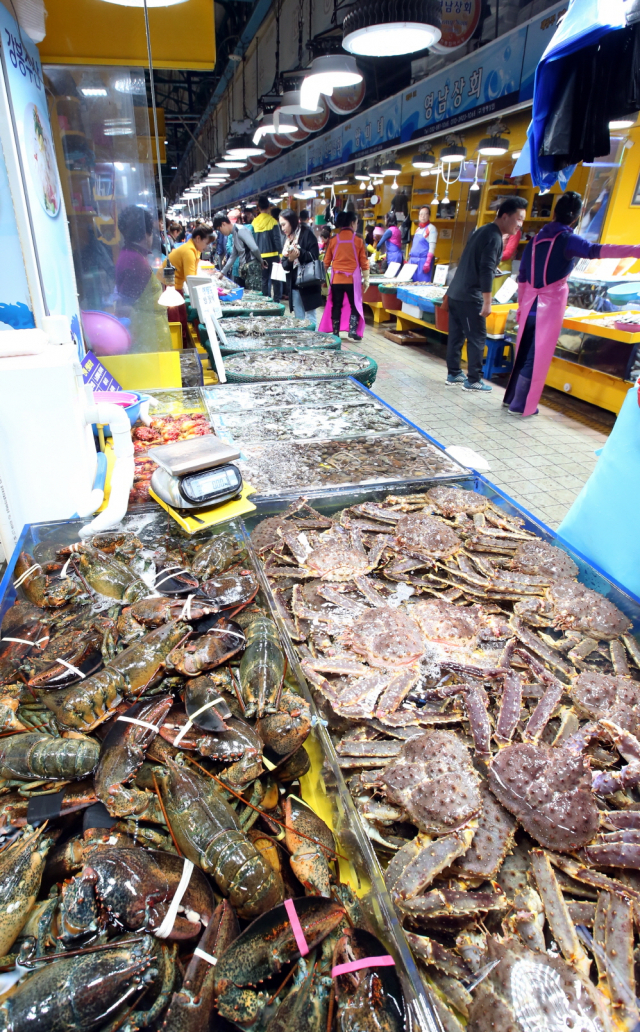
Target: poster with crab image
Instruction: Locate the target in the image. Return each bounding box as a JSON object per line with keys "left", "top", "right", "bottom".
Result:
{"left": 0, "top": 3, "right": 83, "bottom": 349}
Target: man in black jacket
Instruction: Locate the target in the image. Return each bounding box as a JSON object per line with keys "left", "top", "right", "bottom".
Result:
{"left": 253, "top": 195, "right": 283, "bottom": 301}
{"left": 446, "top": 196, "right": 527, "bottom": 392}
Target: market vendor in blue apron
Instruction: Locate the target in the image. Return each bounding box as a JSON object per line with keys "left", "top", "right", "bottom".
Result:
{"left": 409, "top": 206, "right": 438, "bottom": 282}
{"left": 504, "top": 191, "right": 640, "bottom": 417}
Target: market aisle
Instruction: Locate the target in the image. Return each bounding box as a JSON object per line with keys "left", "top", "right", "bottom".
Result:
{"left": 344, "top": 322, "right": 610, "bottom": 529}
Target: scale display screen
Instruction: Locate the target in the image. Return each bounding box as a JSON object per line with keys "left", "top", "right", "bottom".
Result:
{"left": 179, "top": 464, "right": 242, "bottom": 505}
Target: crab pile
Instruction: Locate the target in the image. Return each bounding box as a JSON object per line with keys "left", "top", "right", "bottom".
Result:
{"left": 0, "top": 519, "right": 404, "bottom": 1031}
{"left": 253, "top": 488, "right": 640, "bottom": 1031}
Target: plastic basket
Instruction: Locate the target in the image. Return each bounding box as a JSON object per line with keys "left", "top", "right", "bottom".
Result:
{"left": 224, "top": 350, "right": 378, "bottom": 387}
{"left": 219, "top": 286, "right": 244, "bottom": 302}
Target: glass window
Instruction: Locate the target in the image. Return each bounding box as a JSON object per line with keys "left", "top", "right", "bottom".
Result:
{"left": 44, "top": 65, "right": 172, "bottom": 354}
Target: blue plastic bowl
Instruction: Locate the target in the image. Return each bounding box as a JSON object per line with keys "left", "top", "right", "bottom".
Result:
{"left": 607, "top": 282, "right": 640, "bottom": 305}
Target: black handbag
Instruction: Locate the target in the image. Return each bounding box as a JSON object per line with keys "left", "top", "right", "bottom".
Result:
{"left": 296, "top": 257, "right": 325, "bottom": 288}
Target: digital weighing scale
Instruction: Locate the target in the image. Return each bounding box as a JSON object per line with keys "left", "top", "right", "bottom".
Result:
{"left": 148, "top": 436, "right": 256, "bottom": 532}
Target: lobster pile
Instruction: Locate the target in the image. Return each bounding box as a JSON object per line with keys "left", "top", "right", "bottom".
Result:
{"left": 0, "top": 520, "right": 404, "bottom": 1031}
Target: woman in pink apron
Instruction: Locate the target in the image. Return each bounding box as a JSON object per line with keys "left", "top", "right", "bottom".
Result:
{"left": 377, "top": 213, "right": 404, "bottom": 269}
{"left": 504, "top": 191, "right": 640, "bottom": 416}
{"left": 319, "top": 210, "right": 369, "bottom": 339}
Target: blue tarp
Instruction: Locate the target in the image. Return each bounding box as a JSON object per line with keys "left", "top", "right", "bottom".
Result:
{"left": 558, "top": 381, "right": 640, "bottom": 598}
{"left": 512, "top": 0, "right": 626, "bottom": 188}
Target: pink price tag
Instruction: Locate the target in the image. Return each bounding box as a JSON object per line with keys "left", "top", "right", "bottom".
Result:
{"left": 284, "top": 898, "right": 309, "bottom": 957}
{"left": 331, "top": 955, "right": 395, "bottom": 978}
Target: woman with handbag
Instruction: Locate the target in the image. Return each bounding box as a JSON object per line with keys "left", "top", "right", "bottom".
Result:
{"left": 279, "top": 209, "right": 324, "bottom": 324}
{"left": 319, "top": 210, "right": 369, "bottom": 339}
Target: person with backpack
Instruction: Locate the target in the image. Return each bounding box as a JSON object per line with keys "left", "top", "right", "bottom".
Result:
{"left": 252, "top": 195, "right": 283, "bottom": 301}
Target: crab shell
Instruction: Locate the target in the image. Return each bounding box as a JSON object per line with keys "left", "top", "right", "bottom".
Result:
{"left": 393, "top": 514, "right": 462, "bottom": 562}
{"left": 379, "top": 731, "right": 482, "bottom": 834}
{"left": 488, "top": 742, "right": 600, "bottom": 851}
{"left": 571, "top": 670, "right": 640, "bottom": 737}
{"left": 426, "top": 486, "right": 489, "bottom": 517}
{"left": 467, "top": 935, "right": 612, "bottom": 1032}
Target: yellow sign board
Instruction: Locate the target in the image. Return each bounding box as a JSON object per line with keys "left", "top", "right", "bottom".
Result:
{"left": 39, "top": 0, "right": 215, "bottom": 71}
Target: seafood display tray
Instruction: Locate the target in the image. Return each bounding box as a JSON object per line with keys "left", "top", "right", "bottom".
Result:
{"left": 0, "top": 509, "right": 440, "bottom": 1032}
{"left": 246, "top": 475, "right": 640, "bottom": 1032}
{"left": 247, "top": 473, "right": 640, "bottom": 617}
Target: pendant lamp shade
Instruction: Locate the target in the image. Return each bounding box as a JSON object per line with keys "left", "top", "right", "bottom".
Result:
{"left": 440, "top": 143, "right": 466, "bottom": 163}
{"left": 300, "top": 55, "right": 362, "bottom": 113}
{"left": 380, "top": 160, "right": 401, "bottom": 175}
{"left": 279, "top": 90, "right": 321, "bottom": 115}
{"left": 342, "top": 0, "right": 441, "bottom": 56}
{"left": 225, "top": 134, "right": 265, "bottom": 158}
{"left": 477, "top": 135, "right": 509, "bottom": 156}
{"left": 412, "top": 151, "right": 436, "bottom": 168}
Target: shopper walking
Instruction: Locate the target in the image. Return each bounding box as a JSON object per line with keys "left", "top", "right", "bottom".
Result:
{"left": 319, "top": 210, "right": 369, "bottom": 339}
{"left": 279, "top": 209, "right": 323, "bottom": 324}
{"left": 409, "top": 206, "right": 437, "bottom": 282}
{"left": 377, "top": 212, "right": 404, "bottom": 268}
{"left": 504, "top": 191, "right": 640, "bottom": 416}
{"left": 445, "top": 196, "right": 527, "bottom": 392}
{"left": 214, "top": 213, "right": 266, "bottom": 291}
{"left": 252, "top": 195, "right": 283, "bottom": 302}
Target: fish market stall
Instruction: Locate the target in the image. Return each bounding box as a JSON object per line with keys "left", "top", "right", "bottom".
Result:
{"left": 219, "top": 292, "right": 286, "bottom": 318}
{"left": 245, "top": 477, "right": 640, "bottom": 1032}
{"left": 0, "top": 509, "right": 441, "bottom": 1032}
{"left": 549, "top": 308, "right": 640, "bottom": 415}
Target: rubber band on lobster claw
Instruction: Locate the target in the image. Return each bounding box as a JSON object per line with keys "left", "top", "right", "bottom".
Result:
{"left": 331, "top": 955, "right": 395, "bottom": 978}
{"left": 284, "top": 898, "right": 310, "bottom": 957}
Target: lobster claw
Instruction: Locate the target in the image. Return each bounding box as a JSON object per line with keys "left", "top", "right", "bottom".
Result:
{"left": 213, "top": 897, "right": 345, "bottom": 1028}
{"left": 333, "top": 928, "right": 405, "bottom": 1032}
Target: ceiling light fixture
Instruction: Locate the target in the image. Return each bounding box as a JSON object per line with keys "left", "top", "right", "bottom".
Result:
{"left": 332, "top": 177, "right": 349, "bottom": 186}
{"left": 253, "top": 109, "right": 297, "bottom": 144}
{"left": 342, "top": 0, "right": 441, "bottom": 56}
{"left": 81, "top": 87, "right": 107, "bottom": 97}
{"left": 610, "top": 117, "right": 636, "bottom": 129}
{"left": 412, "top": 151, "right": 436, "bottom": 169}
{"left": 158, "top": 266, "right": 186, "bottom": 307}
{"left": 380, "top": 160, "right": 401, "bottom": 176}
{"left": 300, "top": 55, "right": 362, "bottom": 114}
{"left": 279, "top": 89, "right": 321, "bottom": 115}
{"left": 215, "top": 160, "right": 247, "bottom": 169}
{"left": 477, "top": 135, "right": 509, "bottom": 156}
{"left": 225, "top": 133, "right": 265, "bottom": 158}
{"left": 511, "top": 150, "right": 522, "bottom": 160}
{"left": 440, "top": 142, "right": 466, "bottom": 164}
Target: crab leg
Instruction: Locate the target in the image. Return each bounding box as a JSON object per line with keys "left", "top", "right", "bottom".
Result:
{"left": 279, "top": 528, "right": 312, "bottom": 565}
{"left": 271, "top": 587, "right": 300, "bottom": 641}
{"left": 593, "top": 892, "right": 609, "bottom": 989}
{"left": 461, "top": 682, "right": 492, "bottom": 757}
{"left": 397, "top": 884, "right": 508, "bottom": 920}
{"left": 622, "top": 634, "right": 640, "bottom": 668}
{"left": 567, "top": 637, "right": 599, "bottom": 666}
{"left": 530, "top": 850, "right": 591, "bottom": 977}
{"left": 385, "top": 826, "right": 476, "bottom": 901}
{"left": 353, "top": 576, "right": 386, "bottom": 608}
{"left": 546, "top": 853, "right": 640, "bottom": 908}
{"left": 316, "top": 586, "right": 367, "bottom": 614}
{"left": 605, "top": 894, "right": 638, "bottom": 1028}
{"left": 495, "top": 670, "right": 522, "bottom": 746}
{"left": 522, "top": 663, "right": 564, "bottom": 743}
{"left": 610, "top": 639, "right": 630, "bottom": 676}
{"left": 405, "top": 934, "right": 472, "bottom": 981}
{"left": 375, "top": 667, "right": 422, "bottom": 718}
{"left": 511, "top": 619, "right": 574, "bottom": 678}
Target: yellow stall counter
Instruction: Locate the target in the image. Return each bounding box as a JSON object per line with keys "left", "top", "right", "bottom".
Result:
{"left": 100, "top": 351, "right": 182, "bottom": 390}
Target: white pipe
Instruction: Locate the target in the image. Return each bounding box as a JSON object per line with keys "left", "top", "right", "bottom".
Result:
{"left": 78, "top": 402, "right": 134, "bottom": 538}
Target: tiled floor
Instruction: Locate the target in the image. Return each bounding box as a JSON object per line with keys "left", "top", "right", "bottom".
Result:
{"left": 344, "top": 321, "right": 611, "bottom": 530}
